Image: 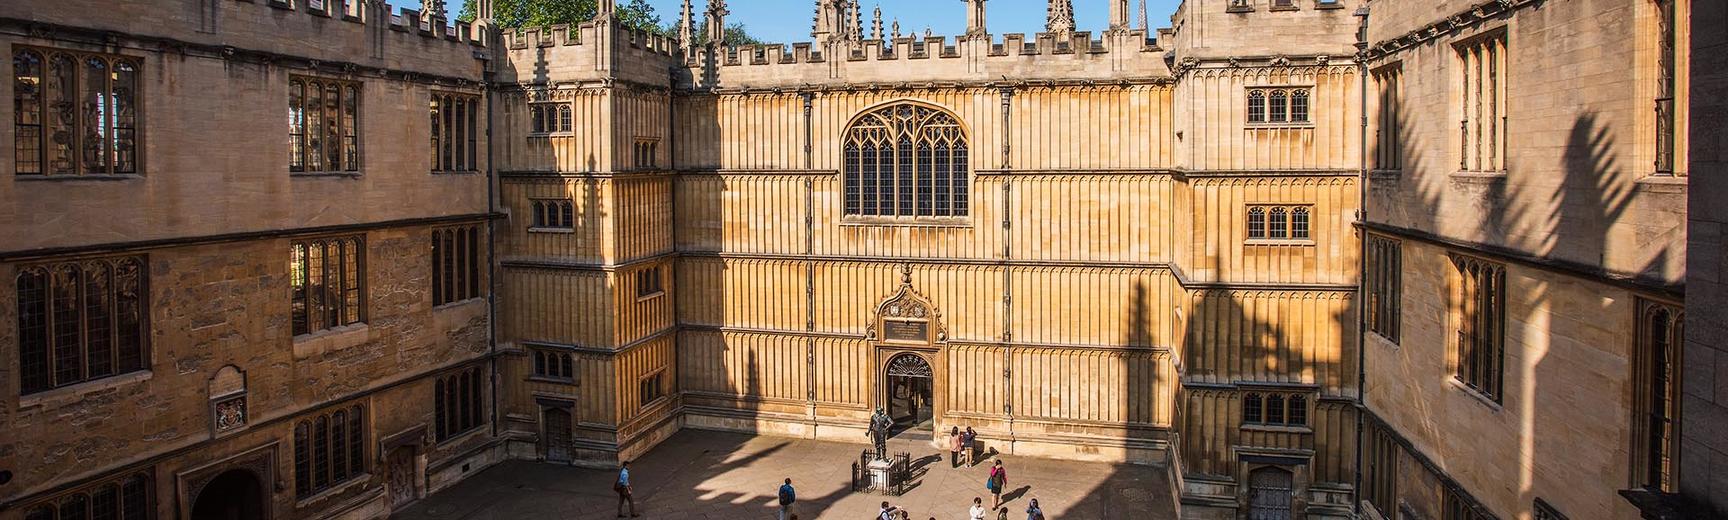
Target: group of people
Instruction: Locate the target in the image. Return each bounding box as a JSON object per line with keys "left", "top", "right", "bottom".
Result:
{"left": 874, "top": 495, "right": 1045, "bottom": 520}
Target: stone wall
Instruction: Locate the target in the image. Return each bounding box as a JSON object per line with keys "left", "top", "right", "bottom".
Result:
{"left": 1681, "top": 0, "right": 1728, "bottom": 514}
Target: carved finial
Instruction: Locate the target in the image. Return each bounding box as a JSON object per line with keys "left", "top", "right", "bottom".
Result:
{"left": 892, "top": 19, "right": 901, "bottom": 38}
{"left": 924, "top": 26, "right": 933, "bottom": 38}
{"left": 872, "top": 5, "right": 883, "bottom": 40}
{"left": 851, "top": 0, "right": 864, "bottom": 43}
{"left": 424, "top": 0, "right": 446, "bottom": 19}
{"left": 678, "top": 0, "right": 695, "bottom": 49}
{"left": 705, "top": 0, "right": 729, "bottom": 46}
{"left": 1108, "top": 0, "right": 1130, "bottom": 32}
{"left": 963, "top": 0, "right": 988, "bottom": 38}
{"left": 1138, "top": 0, "right": 1148, "bottom": 30}
{"left": 1046, "top": 0, "right": 1074, "bottom": 37}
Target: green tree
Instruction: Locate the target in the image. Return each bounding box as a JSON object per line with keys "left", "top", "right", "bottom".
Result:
{"left": 457, "top": 0, "right": 666, "bottom": 35}
{"left": 693, "top": 21, "right": 763, "bottom": 46}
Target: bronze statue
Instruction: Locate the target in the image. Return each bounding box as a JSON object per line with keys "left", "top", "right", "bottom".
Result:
{"left": 867, "top": 407, "right": 893, "bottom": 461}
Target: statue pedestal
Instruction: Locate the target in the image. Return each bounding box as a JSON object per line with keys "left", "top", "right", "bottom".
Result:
{"left": 867, "top": 459, "right": 894, "bottom": 490}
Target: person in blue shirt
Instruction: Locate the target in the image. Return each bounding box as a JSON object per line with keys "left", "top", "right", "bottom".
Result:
{"left": 777, "top": 477, "right": 796, "bottom": 520}
{"left": 615, "top": 460, "right": 639, "bottom": 517}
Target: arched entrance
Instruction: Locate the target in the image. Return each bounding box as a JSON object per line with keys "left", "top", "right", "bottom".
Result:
{"left": 189, "top": 469, "right": 265, "bottom": 520}
{"left": 884, "top": 353, "right": 934, "bottom": 436}
{"left": 1246, "top": 466, "right": 1295, "bottom": 520}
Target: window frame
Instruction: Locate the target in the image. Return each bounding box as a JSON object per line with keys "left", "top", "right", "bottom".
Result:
{"left": 638, "top": 369, "right": 667, "bottom": 410}
{"left": 1239, "top": 389, "right": 1313, "bottom": 429}
{"left": 527, "top": 102, "right": 572, "bottom": 137}
{"left": 528, "top": 198, "right": 575, "bottom": 232}
{"left": 1244, "top": 204, "right": 1315, "bottom": 244}
{"left": 292, "top": 403, "right": 367, "bottom": 500}
{"left": 1245, "top": 86, "right": 1314, "bottom": 127}
{"left": 18, "top": 470, "right": 153, "bottom": 520}
{"left": 431, "top": 225, "right": 483, "bottom": 307}
{"left": 289, "top": 235, "right": 367, "bottom": 337}
{"left": 1631, "top": 299, "right": 1683, "bottom": 492}
{"left": 1366, "top": 235, "right": 1402, "bottom": 344}
{"left": 1449, "top": 253, "right": 1506, "bottom": 403}
{"left": 429, "top": 91, "right": 481, "bottom": 174}
{"left": 841, "top": 101, "right": 972, "bottom": 224}
{"left": 434, "top": 366, "right": 486, "bottom": 443}
{"left": 16, "top": 255, "right": 151, "bottom": 395}
{"left": 634, "top": 265, "right": 664, "bottom": 299}
{"left": 1453, "top": 28, "right": 1508, "bottom": 173}
{"left": 529, "top": 345, "right": 577, "bottom": 383}
{"left": 13, "top": 46, "right": 145, "bottom": 178}
{"left": 1372, "top": 62, "right": 1405, "bottom": 172}
{"left": 288, "top": 76, "right": 362, "bottom": 175}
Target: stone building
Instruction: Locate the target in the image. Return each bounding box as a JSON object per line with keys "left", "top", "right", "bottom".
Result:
{"left": 0, "top": 0, "right": 1710, "bottom": 520}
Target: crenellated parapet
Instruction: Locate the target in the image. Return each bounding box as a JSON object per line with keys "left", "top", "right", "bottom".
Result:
{"left": 679, "top": 29, "right": 1169, "bottom": 90}
{"left": 494, "top": 20, "right": 684, "bottom": 87}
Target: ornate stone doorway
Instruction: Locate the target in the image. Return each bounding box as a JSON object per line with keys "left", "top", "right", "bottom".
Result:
{"left": 188, "top": 469, "right": 265, "bottom": 520}
{"left": 885, "top": 353, "right": 934, "bottom": 436}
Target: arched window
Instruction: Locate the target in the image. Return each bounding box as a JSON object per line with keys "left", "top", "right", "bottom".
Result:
{"left": 1269, "top": 90, "right": 1289, "bottom": 123}
{"left": 1247, "top": 207, "right": 1267, "bottom": 239}
{"left": 294, "top": 404, "right": 367, "bottom": 498}
{"left": 1291, "top": 207, "right": 1310, "bottom": 239}
{"left": 1269, "top": 207, "right": 1289, "bottom": 239}
{"left": 1243, "top": 392, "right": 1263, "bottom": 423}
{"left": 843, "top": 103, "right": 969, "bottom": 219}
{"left": 1247, "top": 90, "right": 1266, "bottom": 123}
{"left": 1291, "top": 90, "right": 1310, "bottom": 123}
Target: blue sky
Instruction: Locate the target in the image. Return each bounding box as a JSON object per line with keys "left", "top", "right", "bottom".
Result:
{"left": 641, "top": 0, "right": 1185, "bottom": 43}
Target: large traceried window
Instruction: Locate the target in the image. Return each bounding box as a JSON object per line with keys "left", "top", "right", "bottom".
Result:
{"left": 290, "top": 236, "right": 365, "bottom": 335}
{"left": 843, "top": 103, "right": 969, "bottom": 219}
{"left": 20, "top": 471, "right": 152, "bottom": 520}
{"left": 13, "top": 48, "right": 140, "bottom": 176}
{"left": 1450, "top": 254, "right": 1505, "bottom": 402}
{"left": 1633, "top": 300, "right": 1683, "bottom": 492}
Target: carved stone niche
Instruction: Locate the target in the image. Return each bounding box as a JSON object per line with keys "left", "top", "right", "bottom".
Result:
{"left": 866, "top": 266, "right": 948, "bottom": 346}
{"left": 209, "top": 365, "right": 248, "bottom": 437}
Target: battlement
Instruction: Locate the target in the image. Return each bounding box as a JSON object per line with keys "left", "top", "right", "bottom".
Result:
{"left": 255, "top": 0, "right": 489, "bottom": 48}
{"left": 682, "top": 29, "right": 1170, "bottom": 90}
{"left": 499, "top": 22, "right": 680, "bottom": 59}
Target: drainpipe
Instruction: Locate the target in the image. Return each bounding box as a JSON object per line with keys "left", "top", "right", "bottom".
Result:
{"left": 484, "top": 49, "right": 501, "bottom": 443}
{"left": 1351, "top": 4, "right": 1371, "bottom": 519}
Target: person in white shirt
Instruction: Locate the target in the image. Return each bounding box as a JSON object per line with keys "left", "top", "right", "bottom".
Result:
{"left": 969, "top": 496, "right": 988, "bottom": 520}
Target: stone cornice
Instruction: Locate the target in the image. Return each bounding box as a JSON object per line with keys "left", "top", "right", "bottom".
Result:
{"left": 1362, "top": 0, "right": 1541, "bottom": 62}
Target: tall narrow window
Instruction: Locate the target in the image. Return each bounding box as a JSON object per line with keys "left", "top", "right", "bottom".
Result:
{"left": 432, "top": 225, "right": 483, "bottom": 306}
{"left": 1247, "top": 207, "right": 1267, "bottom": 239}
{"left": 288, "top": 77, "right": 361, "bottom": 173}
{"left": 1654, "top": 0, "right": 1678, "bottom": 175}
{"left": 1366, "top": 235, "right": 1402, "bottom": 343}
{"left": 1456, "top": 32, "right": 1507, "bottom": 172}
{"left": 1247, "top": 90, "right": 1266, "bottom": 123}
{"left": 1290, "top": 90, "right": 1309, "bottom": 123}
{"left": 293, "top": 404, "right": 366, "bottom": 498}
{"left": 1373, "top": 65, "right": 1404, "bottom": 170}
{"left": 290, "top": 236, "right": 365, "bottom": 335}
{"left": 13, "top": 48, "right": 140, "bottom": 176}
{"left": 1268, "top": 207, "right": 1288, "bottom": 239}
{"left": 1363, "top": 420, "right": 1399, "bottom": 517}
{"left": 1269, "top": 90, "right": 1289, "bottom": 123}
{"left": 1634, "top": 301, "right": 1683, "bottom": 492}
{"left": 639, "top": 370, "right": 666, "bottom": 410}
{"left": 436, "top": 366, "right": 485, "bottom": 441}
{"left": 843, "top": 103, "right": 969, "bottom": 219}
{"left": 1451, "top": 255, "right": 1505, "bottom": 401}
{"left": 16, "top": 256, "right": 149, "bottom": 395}
{"left": 636, "top": 265, "right": 664, "bottom": 298}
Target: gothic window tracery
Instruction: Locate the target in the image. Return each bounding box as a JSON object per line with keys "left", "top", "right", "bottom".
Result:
{"left": 843, "top": 103, "right": 969, "bottom": 219}
{"left": 13, "top": 47, "right": 139, "bottom": 176}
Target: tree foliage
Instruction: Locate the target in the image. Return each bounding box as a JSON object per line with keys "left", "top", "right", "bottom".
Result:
{"left": 694, "top": 21, "right": 763, "bottom": 46}
{"left": 457, "top": 0, "right": 666, "bottom": 35}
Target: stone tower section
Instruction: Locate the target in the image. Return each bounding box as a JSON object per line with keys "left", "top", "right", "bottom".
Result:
{"left": 493, "top": 20, "right": 683, "bottom": 464}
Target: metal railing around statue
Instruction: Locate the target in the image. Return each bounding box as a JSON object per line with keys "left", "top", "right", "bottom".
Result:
{"left": 850, "top": 450, "right": 913, "bottom": 495}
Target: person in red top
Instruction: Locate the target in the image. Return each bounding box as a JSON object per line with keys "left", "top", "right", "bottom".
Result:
{"left": 987, "top": 460, "right": 1008, "bottom": 509}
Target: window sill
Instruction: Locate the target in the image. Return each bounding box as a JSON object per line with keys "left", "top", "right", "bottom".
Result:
{"left": 1447, "top": 377, "right": 1504, "bottom": 411}
{"left": 434, "top": 297, "right": 486, "bottom": 311}
{"left": 1246, "top": 122, "right": 1315, "bottom": 130}
{"left": 17, "top": 370, "right": 154, "bottom": 410}
{"left": 527, "top": 132, "right": 573, "bottom": 139}
{"left": 1635, "top": 174, "right": 1688, "bottom": 194}
{"left": 291, "top": 171, "right": 364, "bottom": 179}
{"left": 435, "top": 425, "right": 489, "bottom": 447}
{"left": 15, "top": 173, "right": 144, "bottom": 182}
{"left": 293, "top": 474, "right": 373, "bottom": 510}
{"left": 1226, "top": 6, "right": 1255, "bottom": 13}
{"left": 840, "top": 216, "right": 972, "bottom": 228}
{"left": 1269, "top": 5, "right": 1299, "bottom": 12}
{"left": 1368, "top": 330, "right": 1400, "bottom": 349}
{"left": 1244, "top": 239, "right": 1315, "bottom": 246}
{"left": 1449, "top": 170, "right": 1507, "bottom": 184}
{"left": 293, "top": 323, "right": 373, "bottom": 360}
{"left": 1240, "top": 423, "right": 1312, "bottom": 434}
{"left": 528, "top": 227, "right": 575, "bottom": 234}
{"left": 527, "top": 375, "right": 577, "bottom": 385}
{"left": 635, "top": 291, "right": 665, "bottom": 302}
{"left": 1369, "top": 169, "right": 1402, "bottom": 179}
{"left": 432, "top": 170, "right": 482, "bottom": 176}
{"left": 1315, "top": 2, "right": 1345, "bottom": 9}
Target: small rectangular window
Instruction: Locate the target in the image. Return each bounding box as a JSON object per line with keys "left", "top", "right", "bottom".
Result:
{"left": 1245, "top": 205, "right": 1313, "bottom": 243}
{"left": 1241, "top": 390, "right": 1310, "bottom": 427}
{"left": 531, "top": 347, "right": 577, "bottom": 382}
{"left": 639, "top": 370, "right": 666, "bottom": 409}
{"left": 529, "top": 198, "right": 575, "bottom": 230}
{"left": 636, "top": 266, "right": 664, "bottom": 298}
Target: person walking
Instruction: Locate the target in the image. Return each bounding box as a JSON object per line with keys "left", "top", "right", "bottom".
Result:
{"left": 614, "top": 460, "right": 639, "bottom": 518}
{"left": 962, "top": 427, "right": 978, "bottom": 467}
{"left": 776, "top": 478, "right": 796, "bottom": 520}
{"left": 987, "top": 460, "right": 1008, "bottom": 509}
{"left": 1025, "top": 498, "right": 1045, "bottom": 520}
{"left": 948, "top": 426, "right": 964, "bottom": 468}
{"left": 969, "top": 497, "right": 988, "bottom": 520}
{"left": 877, "top": 501, "right": 899, "bottom": 520}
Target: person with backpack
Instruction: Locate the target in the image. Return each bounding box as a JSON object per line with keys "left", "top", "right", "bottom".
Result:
{"left": 776, "top": 477, "right": 796, "bottom": 520}
{"left": 1025, "top": 498, "right": 1045, "bottom": 520}
{"left": 986, "top": 460, "right": 1008, "bottom": 509}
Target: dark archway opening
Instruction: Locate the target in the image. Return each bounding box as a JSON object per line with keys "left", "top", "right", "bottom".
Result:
{"left": 190, "top": 469, "right": 265, "bottom": 520}
{"left": 884, "top": 353, "right": 933, "bottom": 436}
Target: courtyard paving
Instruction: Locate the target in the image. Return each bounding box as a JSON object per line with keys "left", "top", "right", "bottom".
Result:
{"left": 394, "top": 430, "right": 1176, "bottom": 519}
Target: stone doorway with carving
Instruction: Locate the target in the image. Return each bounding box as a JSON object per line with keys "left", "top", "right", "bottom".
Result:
{"left": 385, "top": 444, "right": 420, "bottom": 511}
{"left": 884, "top": 353, "right": 934, "bottom": 437}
